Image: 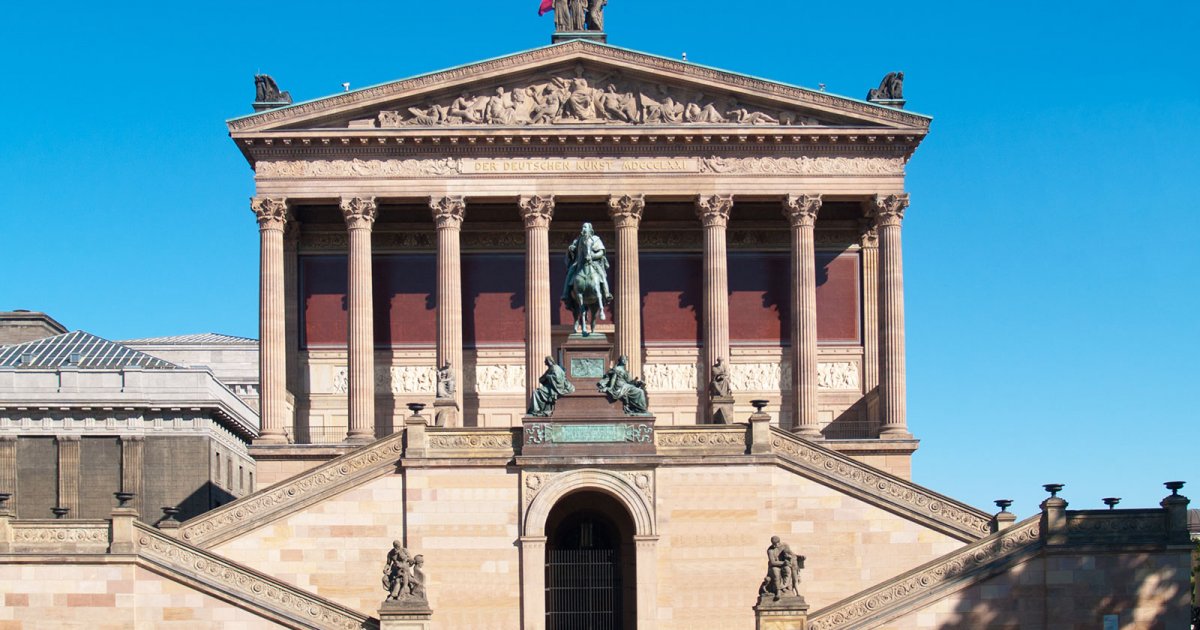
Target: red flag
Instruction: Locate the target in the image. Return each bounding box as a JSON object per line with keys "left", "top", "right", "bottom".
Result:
{"left": 538, "top": 0, "right": 554, "bottom": 15}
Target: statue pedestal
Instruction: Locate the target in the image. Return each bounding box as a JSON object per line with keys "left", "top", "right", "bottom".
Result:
{"left": 554, "top": 332, "right": 619, "bottom": 417}
{"left": 552, "top": 31, "right": 607, "bottom": 44}
{"left": 754, "top": 596, "right": 809, "bottom": 630}
{"left": 710, "top": 395, "right": 735, "bottom": 424}
{"left": 432, "top": 399, "right": 458, "bottom": 427}
{"left": 379, "top": 600, "right": 432, "bottom": 630}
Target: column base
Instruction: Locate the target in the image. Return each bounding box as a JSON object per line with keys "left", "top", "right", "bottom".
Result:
{"left": 877, "top": 427, "right": 913, "bottom": 440}
{"left": 344, "top": 432, "right": 376, "bottom": 445}
{"left": 253, "top": 432, "right": 290, "bottom": 446}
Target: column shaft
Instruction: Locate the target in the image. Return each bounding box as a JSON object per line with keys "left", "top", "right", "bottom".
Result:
{"left": 784, "top": 195, "right": 822, "bottom": 437}
{"left": 0, "top": 436, "right": 16, "bottom": 516}
{"left": 120, "top": 435, "right": 145, "bottom": 517}
{"left": 519, "top": 196, "right": 555, "bottom": 401}
{"left": 872, "top": 194, "right": 911, "bottom": 437}
{"left": 608, "top": 195, "right": 645, "bottom": 377}
{"left": 251, "top": 197, "right": 290, "bottom": 444}
{"left": 342, "top": 197, "right": 379, "bottom": 442}
{"left": 696, "top": 195, "right": 733, "bottom": 410}
{"left": 859, "top": 220, "right": 881, "bottom": 429}
{"left": 432, "top": 197, "right": 466, "bottom": 418}
{"left": 56, "top": 435, "right": 80, "bottom": 517}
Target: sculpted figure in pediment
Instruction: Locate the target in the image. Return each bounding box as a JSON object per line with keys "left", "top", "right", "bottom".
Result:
{"left": 370, "top": 68, "right": 832, "bottom": 128}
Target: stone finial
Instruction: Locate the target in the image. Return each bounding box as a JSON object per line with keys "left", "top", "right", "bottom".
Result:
{"left": 991, "top": 499, "right": 1016, "bottom": 533}
{"left": 115, "top": 491, "right": 135, "bottom": 509}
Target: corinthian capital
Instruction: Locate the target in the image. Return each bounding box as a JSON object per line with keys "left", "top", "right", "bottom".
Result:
{"left": 250, "top": 197, "right": 289, "bottom": 229}
{"left": 782, "top": 194, "right": 822, "bottom": 228}
{"left": 518, "top": 195, "right": 555, "bottom": 229}
{"left": 429, "top": 196, "right": 466, "bottom": 229}
{"left": 869, "top": 193, "right": 910, "bottom": 227}
{"left": 695, "top": 194, "right": 733, "bottom": 228}
{"left": 607, "top": 194, "right": 646, "bottom": 228}
{"left": 340, "top": 197, "right": 378, "bottom": 229}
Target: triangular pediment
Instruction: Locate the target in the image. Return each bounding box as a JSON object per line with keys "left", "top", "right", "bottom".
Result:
{"left": 229, "top": 41, "right": 930, "bottom": 133}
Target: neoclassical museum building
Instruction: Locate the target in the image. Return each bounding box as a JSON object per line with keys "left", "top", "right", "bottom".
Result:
{"left": 0, "top": 9, "right": 1193, "bottom": 630}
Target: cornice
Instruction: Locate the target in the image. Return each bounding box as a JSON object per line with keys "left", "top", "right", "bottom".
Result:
{"left": 228, "top": 40, "right": 930, "bottom": 133}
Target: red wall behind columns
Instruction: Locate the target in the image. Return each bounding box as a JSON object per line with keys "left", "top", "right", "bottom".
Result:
{"left": 640, "top": 252, "right": 702, "bottom": 344}
{"left": 299, "top": 254, "right": 436, "bottom": 348}
{"left": 816, "top": 252, "right": 860, "bottom": 343}
{"left": 462, "top": 253, "right": 525, "bottom": 347}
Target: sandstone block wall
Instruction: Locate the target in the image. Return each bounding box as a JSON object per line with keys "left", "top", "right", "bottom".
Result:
{"left": 653, "top": 465, "right": 963, "bottom": 629}
{"left": 0, "top": 563, "right": 285, "bottom": 629}
{"left": 214, "top": 466, "right": 522, "bottom": 628}
{"left": 878, "top": 551, "right": 1192, "bottom": 629}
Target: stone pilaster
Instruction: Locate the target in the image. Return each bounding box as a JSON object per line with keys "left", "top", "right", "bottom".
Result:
{"left": 120, "top": 435, "right": 145, "bottom": 517}
{"left": 608, "top": 195, "right": 645, "bottom": 377}
{"left": 431, "top": 196, "right": 466, "bottom": 420}
{"left": 859, "top": 218, "right": 881, "bottom": 430}
{"left": 251, "top": 196, "right": 290, "bottom": 444}
{"left": 696, "top": 195, "right": 733, "bottom": 414}
{"left": 519, "top": 196, "right": 556, "bottom": 402}
{"left": 342, "top": 196, "right": 379, "bottom": 443}
{"left": 283, "top": 216, "right": 301, "bottom": 432}
{"left": 871, "top": 193, "right": 911, "bottom": 438}
{"left": 519, "top": 536, "right": 548, "bottom": 630}
{"left": 56, "top": 435, "right": 80, "bottom": 517}
{"left": 0, "top": 435, "right": 16, "bottom": 517}
{"left": 783, "top": 194, "right": 822, "bottom": 438}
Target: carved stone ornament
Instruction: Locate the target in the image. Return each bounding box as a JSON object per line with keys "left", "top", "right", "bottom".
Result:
{"left": 731, "top": 362, "right": 788, "bottom": 392}
{"left": 382, "top": 541, "right": 428, "bottom": 605}
{"left": 518, "top": 195, "right": 556, "bottom": 228}
{"left": 332, "top": 366, "right": 438, "bottom": 395}
{"left": 696, "top": 194, "right": 733, "bottom": 227}
{"left": 372, "top": 65, "right": 826, "bottom": 130}
{"left": 817, "top": 362, "right": 860, "bottom": 391}
{"left": 258, "top": 158, "right": 461, "bottom": 178}
{"left": 250, "top": 197, "right": 289, "bottom": 228}
{"left": 642, "top": 363, "right": 698, "bottom": 392}
{"left": 429, "top": 196, "right": 466, "bottom": 228}
{"left": 870, "top": 193, "right": 909, "bottom": 227}
{"left": 783, "top": 194, "right": 822, "bottom": 228}
{"left": 700, "top": 157, "right": 905, "bottom": 176}
{"left": 340, "top": 196, "right": 378, "bottom": 229}
{"left": 470, "top": 364, "right": 526, "bottom": 393}
{"left": 607, "top": 194, "right": 645, "bottom": 227}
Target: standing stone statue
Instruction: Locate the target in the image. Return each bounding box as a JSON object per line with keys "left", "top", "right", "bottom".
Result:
{"left": 597, "top": 355, "right": 650, "bottom": 415}
{"left": 435, "top": 362, "right": 455, "bottom": 399}
{"left": 758, "top": 536, "right": 805, "bottom": 603}
{"left": 528, "top": 356, "right": 575, "bottom": 417}
{"left": 382, "top": 540, "right": 429, "bottom": 605}
{"left": 561, "top": 222, "right": 612, "bottom": 334}
{"left": 551, "top": 0, "right": 606, "bottom": 32}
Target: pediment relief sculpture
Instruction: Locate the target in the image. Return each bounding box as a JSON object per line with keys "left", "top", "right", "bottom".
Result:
{"left": 373, "top": 67, "right": 826, "bottom": 129}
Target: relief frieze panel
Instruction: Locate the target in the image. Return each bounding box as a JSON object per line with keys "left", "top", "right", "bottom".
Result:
{"left": 258, "top": 155, "right": 904, "bottom": 179}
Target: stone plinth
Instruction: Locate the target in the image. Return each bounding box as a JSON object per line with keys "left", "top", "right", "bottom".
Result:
{"left": 554, "top": 332, "right": 619, "bottom": 417}
{"left": 432, "top": 399, "right": 458, "bottom": 427}
{"left": 710, "top": 395, "right": 735, "bottom": 424}
{"left": 755, "top": 595, "right": 809, "bottom": 630}
{"left": 521, "top": 416, "right": 656, "bottom": 456}
{"left": 379, "top": 600, "right": 432, "bottom": 630}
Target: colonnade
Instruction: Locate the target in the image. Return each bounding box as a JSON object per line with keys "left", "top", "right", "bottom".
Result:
{"left": 251, "top": 193, "right": 911, "bottom": 443}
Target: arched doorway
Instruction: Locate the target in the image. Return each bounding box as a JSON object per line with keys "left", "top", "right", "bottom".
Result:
{"left": 544, "top": 491, "right": 636, "bottom": 630}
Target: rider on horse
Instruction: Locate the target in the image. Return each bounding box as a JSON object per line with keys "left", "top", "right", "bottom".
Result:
{"left": 561, "top": 222, "right": 613, "bottom": 310}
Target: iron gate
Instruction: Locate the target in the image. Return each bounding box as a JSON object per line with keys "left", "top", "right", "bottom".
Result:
{"left": 545, "top": 548, "right": 621, "bottom": 630}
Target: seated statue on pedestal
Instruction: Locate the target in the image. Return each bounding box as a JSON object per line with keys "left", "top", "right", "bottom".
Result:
{"left": 597, "top": 355, "right": 649, "bottom": 415}
{"left": 528, "top": 357, "right": 575, "bottom": 417}
{"left": 758, "top": 536, "right": 805, "bottom": 603}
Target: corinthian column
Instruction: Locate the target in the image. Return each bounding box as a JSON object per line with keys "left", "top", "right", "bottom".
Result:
{"left": 696, "top": 195, "right": 733, "bottom": 409}
{"left": 783, "top": 194, "right": 822, "bottom": 437}
{"left": 859, "top": 219, "right": 881, "bottom": 429}
{"left": 608, "top": 194, "right": 645, "bottom": 377}
{"left": 431, "top": 196, "right": 466, "bottom": 417}
{"left": 519, "top": 196, "right": 555, "bottom": 402}
{"left": 251, "top": 196, "right": 290, "bottom": 444}
{"left": 341, "top": 196, "right": 378, "bottom": 443}
{"left": 871, "top": 193, "right": 911, "bottom": 438}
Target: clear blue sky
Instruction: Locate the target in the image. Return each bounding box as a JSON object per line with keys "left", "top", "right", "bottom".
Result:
{"left": 1, "top": 1, "right": 1196, "bottom": 514}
